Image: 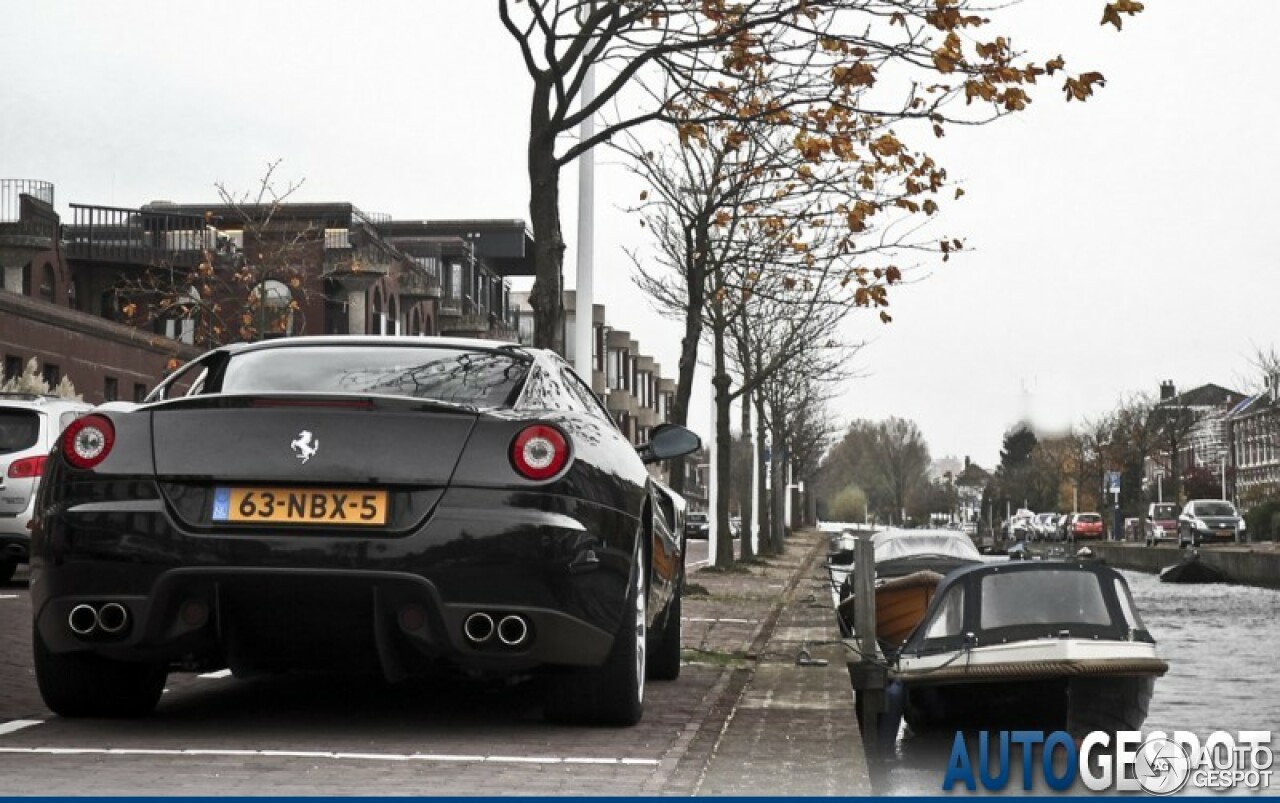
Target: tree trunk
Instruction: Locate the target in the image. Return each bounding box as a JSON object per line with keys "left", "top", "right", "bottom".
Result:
{"left": 527, "top": 81, "right": 565, "bottom": 354}
{"left": 738, "top": 390, "right": 755, "bottom": 562}
{"left": 713, "top": 306, "right": 733, "bottom": 568}
{"left": 770, "top": 418, "right": 787, "bottom": 555}
{"left": 755, "top": 389, "right": 771, "bottom": 555}
{"left": 666, "top": 228, "right": 709, "bottom": 497}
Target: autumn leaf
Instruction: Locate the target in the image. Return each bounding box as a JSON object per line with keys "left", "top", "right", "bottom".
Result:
{"left": 640, "top": 190, "right": 649, "bottom": 201}
{"left": 1101, "top": 0, "right": 1144, "bottom": 30}
{"left": 1063, "top": 71, "right": 1106, "bottom": 101}
{"left": 869, "top": 134, "right": 902, "bottom": 157}
{"left": 879, "top": 310, "right": 893, "bottom": 324}
{"left": 833, "top": 62, "right": 877, "bottom": 89}
{"left": 1045, "top": 55, "right": 1066, "bottom": 75}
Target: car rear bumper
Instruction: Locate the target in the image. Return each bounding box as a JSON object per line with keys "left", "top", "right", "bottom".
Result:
{"left": 31, "top": 487, "right": 638, "bottom": 675}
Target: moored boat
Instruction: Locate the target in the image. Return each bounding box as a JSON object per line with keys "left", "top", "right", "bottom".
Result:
{"left": 890, "top": 561, "right": 1168, "bottom": 736}
{"left": 831, "top": 528, "right": 982, "bottom": 651}
{"left": 1160, "top": 550, "right": 1229, "bottom": 584}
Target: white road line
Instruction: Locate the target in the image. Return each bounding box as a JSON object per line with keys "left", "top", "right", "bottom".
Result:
{"left": 0, "top": 595, "right": 18, "bottom": 600}
{"left": 684, "top": 617, "right": 757, "bottom": 624}
{"left": 197, "top": 668, "right": 233, "bottom": 679}
{"left": 0, "top": 720, "right": 43, "bottom": 736}
{"left": 0, "top": 747, "right": 660, "bottom": 766}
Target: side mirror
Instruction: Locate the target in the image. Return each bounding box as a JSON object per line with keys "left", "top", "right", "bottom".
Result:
{"left": 637, "top": 423, "right": 701, "bottom": 464}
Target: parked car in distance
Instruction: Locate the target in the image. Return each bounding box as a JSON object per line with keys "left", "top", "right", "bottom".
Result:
{"left": 28, "top": 336, "right": 701, "bottom": 726}
{"left": 1178, "top": 499, "right": 1245, "bottom": 546}
{"left": 684, "top": 511, "right": 710, "bottom": 540}
{"left": 1145, "top": 502, "right": 1180, "bottom": 546}
{"left": 1002, "top": 510, "right": 1035, "bottom": 543}
{"left": 1032, "top": 513, "right": 1058, "bottom": 541}
{"left": 1069, "top": 512, "right": 1105, "bottom": 541}
{"left": 1057, "top": 513, "right": 1077, "bottom": 542}
{"left": 0, "top": 393, "right": 92, "bottom": 583}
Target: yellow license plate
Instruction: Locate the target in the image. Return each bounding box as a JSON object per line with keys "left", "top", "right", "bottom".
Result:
{"left": 212, "top": 487, "right": 387, "bottom": 526}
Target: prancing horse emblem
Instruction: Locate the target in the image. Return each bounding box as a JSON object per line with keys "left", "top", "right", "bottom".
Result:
{"left": 290, "top": 430, "right": 319, "bottom": 464}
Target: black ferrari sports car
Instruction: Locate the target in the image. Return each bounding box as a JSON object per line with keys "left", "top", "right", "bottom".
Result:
{"left": 29, "top": 336, "right": 699, "bottom": 726}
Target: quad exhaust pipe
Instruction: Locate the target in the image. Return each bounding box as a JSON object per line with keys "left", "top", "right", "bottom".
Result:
{"left": 497, "top": 615, "right": 529, "bottom": 646}
{"left": 68, "top": 604, "right": 98, "bottom": 636}
{"left": 98, "top": 602, "right": 129, "bottom": 634}
{"left": 462, "top": 611, "right": 531, "bottom": 648}
{"left": 463, "top": 612, "right": 495, "bottom": 644}
{"left": 67, "top": 602, "right": 130, "bottom": 637}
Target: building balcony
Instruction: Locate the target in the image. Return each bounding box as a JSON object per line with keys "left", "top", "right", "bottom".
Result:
{"left": 321, "top": 250, "right": 391, "bottom": 288}
{"left": 398, "top": 267, "right": 441, "bottom": 300}
{"left": 63, "top": 203, "right": 213, "bottom": 268}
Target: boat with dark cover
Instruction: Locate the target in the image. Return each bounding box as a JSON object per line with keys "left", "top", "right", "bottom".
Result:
{"left": 889, "top": 561, "right": 1167, "bottom": 736}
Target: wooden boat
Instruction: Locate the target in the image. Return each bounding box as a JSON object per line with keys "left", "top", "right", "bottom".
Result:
{"left": 890, "top": 561, "right": 1168, "bottom": 737}
{"left": 832, "top": 528, "right": 982, "bottom": 652}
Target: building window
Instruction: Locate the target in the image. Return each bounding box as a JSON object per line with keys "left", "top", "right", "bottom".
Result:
{"left": 133, "top": 383, "right": 148, "bottom": 402}
{"left": 4, "top": 355, "right": 23, "bottom": 383}
{"left": 39, "top": 265, "right": 56, "bottom": 302}
{"left": 104, "top": 377, "right": 119, "bottom": 402}
{"left": 42, "top": 363, "right": 61, "bottom": 388}
{"left": 68, "top": 277, "right": 81, "bottom": 310}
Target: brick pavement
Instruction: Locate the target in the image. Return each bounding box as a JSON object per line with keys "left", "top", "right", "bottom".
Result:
{"left": 667, "top": 529, "right": 873, "bottom": 796}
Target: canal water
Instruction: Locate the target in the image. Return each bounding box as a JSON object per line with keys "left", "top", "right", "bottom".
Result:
{"left": 873, "top": 566, "right": 1280, "bottom": 795}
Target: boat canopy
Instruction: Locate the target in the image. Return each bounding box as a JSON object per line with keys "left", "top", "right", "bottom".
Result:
{"left": 899, "top": 561, "right": 1152, "bottom": 657}
{"left": 873, "top": 529, "right": 982, "bottom": 563}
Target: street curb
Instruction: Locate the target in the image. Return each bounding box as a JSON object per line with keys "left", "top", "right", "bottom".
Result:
{"left": 745, "top": 534, "right": 826, "bottom": 660}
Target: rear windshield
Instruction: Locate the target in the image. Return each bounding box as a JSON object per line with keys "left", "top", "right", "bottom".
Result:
{"left": 217, "top": 346, "right": 531, "bottom": 408}
{"left": 1193, "top": 502, "right": 1237, "bottom": 517}
{"left": 1151, "top": 504, "right": 1178, "bottom": 518}
{"left": 1077, "top": 514, "right": 1102, "bottom": 523}
{"left": 0, "top": 409, "right": 41, "bottom": 453}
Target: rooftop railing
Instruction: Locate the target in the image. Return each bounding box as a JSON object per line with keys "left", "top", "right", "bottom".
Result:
{"left": 64, "top": 203, "right": 212, "bottom": 266}
{"left": 0, "top": 180, "right": 54, "bottom": 222}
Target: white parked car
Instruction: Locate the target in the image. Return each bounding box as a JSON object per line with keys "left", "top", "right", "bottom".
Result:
{"left": 0, "top": 393, "right": 92, "bottom": 582}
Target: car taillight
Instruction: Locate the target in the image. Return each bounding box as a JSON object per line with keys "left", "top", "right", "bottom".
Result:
{"left": 510, "top": 424, "right": 570, "bottom": 480}
{"left": 6, "top": 456, "right": 46, "bottom": 479}
{"left": 61, "top": 415, "right": 115, "bottom": 470}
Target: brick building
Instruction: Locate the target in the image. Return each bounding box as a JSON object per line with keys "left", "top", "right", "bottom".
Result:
{"left": 1, "top": 179, "right": 530, "bottom": 404}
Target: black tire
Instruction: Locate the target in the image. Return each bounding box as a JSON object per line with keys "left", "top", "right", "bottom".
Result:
{"left": 34, "top": 626, "right": 166, "bottom": 718}
{"left": 546, "top": 547, "right": 646, "bottom": 726}
{"left": 647, "top": 585, "right": 682, "bottom": 681}
{"left": 0, "top": 560, "right": 16, "bottom": 585}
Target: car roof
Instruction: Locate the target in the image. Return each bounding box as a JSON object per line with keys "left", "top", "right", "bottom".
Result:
{"left": 0, "top": 394, "right": 92, "bottom": 412}
{"left": 213, "top": 335, "right": 532, "bottom": 358}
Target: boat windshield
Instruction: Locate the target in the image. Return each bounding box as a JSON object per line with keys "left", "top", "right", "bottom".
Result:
{"left": 979, "top": 570, "right": 1111, "bottom": 629}
{"left": 874, "top": 533, "right": 981, "bottom": 563}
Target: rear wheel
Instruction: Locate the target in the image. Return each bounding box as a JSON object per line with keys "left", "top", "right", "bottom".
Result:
{"left": 647, "top": 584, "right": 682, "bottom": 681}
{"left": 34, "top": 627, "right": 166, "bottom": 718}
{"left": 546, "top": 547, "right": 646, "bottom": 726}
{"left": 0, "top": 560, "right": 16, "bottom": 585}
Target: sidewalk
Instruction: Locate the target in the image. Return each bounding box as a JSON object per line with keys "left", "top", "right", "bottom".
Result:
{"left": 665, "top": 529, "right": 873, "bottom": 796}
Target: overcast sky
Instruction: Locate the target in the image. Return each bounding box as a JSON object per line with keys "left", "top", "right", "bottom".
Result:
{"left": 3, "top": 2, "right": 1277, "bottom": 469}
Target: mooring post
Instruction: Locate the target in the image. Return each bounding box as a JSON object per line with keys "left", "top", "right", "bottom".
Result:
{"left": 848, "top": 533, "right": 887, "bottom": 753}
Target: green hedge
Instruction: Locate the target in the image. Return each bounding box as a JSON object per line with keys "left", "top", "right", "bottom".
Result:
{"left": 1245, "top": 501, "right": 1280, "bottom": 541}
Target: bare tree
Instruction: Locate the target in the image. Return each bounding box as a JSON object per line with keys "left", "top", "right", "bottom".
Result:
{"left": 116, "top": 162, "right": 315, "bottom": 348}
{"left": 499, "top": 0, "right": 1141, "bottom": 350}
